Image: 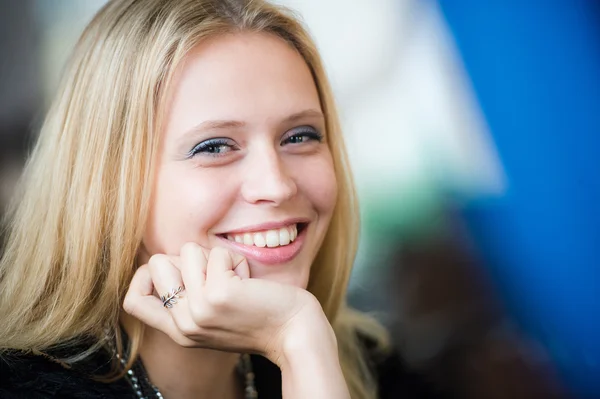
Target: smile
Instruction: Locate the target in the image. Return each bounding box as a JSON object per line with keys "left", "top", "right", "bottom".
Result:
{"left": 225, "top": 224, "right": 298, "bottom": 248}
{"left": 217, "top": 222, "right": 308, "bottom": 265}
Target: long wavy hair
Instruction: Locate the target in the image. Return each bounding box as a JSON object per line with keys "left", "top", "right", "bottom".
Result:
{"left": 0, "top": 0, "right": 388, "bottom": 397}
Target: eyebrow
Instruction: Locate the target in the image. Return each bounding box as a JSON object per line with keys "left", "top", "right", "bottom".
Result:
{"left": 183, "top": 109, "right": 324, "bottom": 136}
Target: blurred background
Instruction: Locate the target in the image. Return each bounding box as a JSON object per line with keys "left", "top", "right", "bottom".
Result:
{"left": 1, "top": 0, "right": 598, "bottom": 398}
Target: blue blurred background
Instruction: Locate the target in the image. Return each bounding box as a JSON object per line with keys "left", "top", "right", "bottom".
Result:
{"left": 439, "top": 1, "right": 599, "bottom": 396}
{"left": 0, "top": 1, "right": 598, "bottom": 397}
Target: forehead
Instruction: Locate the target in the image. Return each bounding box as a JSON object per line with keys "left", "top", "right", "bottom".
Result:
{"left": 163, "top": 32, "right": 322, "bottom": 132}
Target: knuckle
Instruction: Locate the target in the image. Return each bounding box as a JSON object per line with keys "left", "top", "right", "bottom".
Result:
{"left": 189, "top": 304, "right": 211, "bottom": 324}
{"left": 209, "top": 246, "right": 229, "bottom": 260}
{"left": 180, "top": 242, "right": 200, "bottom": 255}
{"left": 136, "top": 263, "right": 150, "bottom": 273}
{"left": 148, "top": 253, "right": 169, "bottom": 268}
{"left": 205, "top": 287, "right": 230, "bottom": 307}
{"left": 171, "top": 320, "right": 210, "bottom": 348}
{"left": 176, "top": 320, "right": 201, "bottom": 337}
{"left": 122, "top": 295, "right": 138, "bottom": 317}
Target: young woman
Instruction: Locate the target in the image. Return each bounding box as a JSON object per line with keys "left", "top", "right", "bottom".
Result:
{"left": 0, "top": 1, "right": 444, "bottom": 398}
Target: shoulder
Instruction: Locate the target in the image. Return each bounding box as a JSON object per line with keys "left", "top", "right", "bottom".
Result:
{"left": 0, "top": 349, "right": 132, "bottom": 399}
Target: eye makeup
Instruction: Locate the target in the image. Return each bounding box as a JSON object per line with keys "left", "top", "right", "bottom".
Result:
{"left": 187, "top": 138, "right": 238, "bottom": 158}
{"left": 281, "top": 126, "right": 323, "bottom": 145}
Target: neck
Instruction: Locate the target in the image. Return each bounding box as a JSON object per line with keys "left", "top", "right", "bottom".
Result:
{"left": 121, "top": 314, "right": 242, "bottom": 399}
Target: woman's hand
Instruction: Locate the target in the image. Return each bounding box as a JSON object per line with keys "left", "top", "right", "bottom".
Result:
{"left": 124, "top": 242, "right": 350, "bottom": 398}
{"left": 123, "top": 243, "right": 326, "bottom": 365}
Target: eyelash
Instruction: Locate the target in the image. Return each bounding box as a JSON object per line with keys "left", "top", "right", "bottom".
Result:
{"left": 281, "top": 127, "right": 323, "bottom": 145}
{"left": 188, "top": 138, "right": 236, "bottom": 157}
{"left": 188, "top": 126, "right": 323, "bottom": 158}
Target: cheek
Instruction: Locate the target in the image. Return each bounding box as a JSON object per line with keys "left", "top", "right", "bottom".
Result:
{"left": 294, "top": 153, "right": 337, "bottom": 215}
{"left": 143, "top": 165, "right": 236, "bottom": 254}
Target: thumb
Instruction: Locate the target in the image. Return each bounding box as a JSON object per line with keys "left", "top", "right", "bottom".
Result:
{"left": 230, "top": 252, "right": 250, "bottom": 279}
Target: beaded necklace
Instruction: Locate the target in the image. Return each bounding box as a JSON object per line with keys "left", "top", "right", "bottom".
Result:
{"left": 106, "top": 335, "right": 257, "bottom": 398}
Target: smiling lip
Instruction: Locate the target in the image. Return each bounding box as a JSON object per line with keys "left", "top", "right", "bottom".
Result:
{"left": 216, "top": 218, "right": 309, "bottom": 265}
{"left": 217, "top": 217, "right": 309, "bottom": 235}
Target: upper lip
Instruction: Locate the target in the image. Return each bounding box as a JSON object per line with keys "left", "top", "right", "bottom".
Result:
{"left": 217, "top": 217, "right": 309, "bottom": 235}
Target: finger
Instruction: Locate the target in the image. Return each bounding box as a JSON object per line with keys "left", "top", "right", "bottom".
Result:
{"left": 123, "top": 264, "right": 179, "bottom": 334}
{"left": 206, "top": 246, "right": 236, "bottom": 281}
{"left": 206, "top": 247, "right": 250, "bottom": 279}
{"left": 167, "top": 255, "right": 182, "bottom": 271}
{"left": 180, "top": 242, "right": 207, "bottom": 301}
{"left": 148, "top": 254, "right": 187, "bottom": 318}
{"left": 147, "top": 254, "right": 184, "bottom": 294}
{"left": 230, "top": 252, "right": 250, "bottom": 279}
{"left": 124, "top": 265, "right": 198, "bottom": 347}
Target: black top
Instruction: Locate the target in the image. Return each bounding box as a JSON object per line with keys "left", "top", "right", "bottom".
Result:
{"left": 0, "top": 337, "right": 448, "bottom": 398}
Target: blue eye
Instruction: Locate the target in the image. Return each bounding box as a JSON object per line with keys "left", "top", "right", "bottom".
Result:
{"left": 282, "top": 127, "right": 323, "bottom": 145}
{"left": 189, "top": 138, "right": 236, "bottom": 157}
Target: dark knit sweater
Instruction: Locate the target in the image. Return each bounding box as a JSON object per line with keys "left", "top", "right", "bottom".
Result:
{"left": 0, "top": 337, "right": 448, "bottom": 398}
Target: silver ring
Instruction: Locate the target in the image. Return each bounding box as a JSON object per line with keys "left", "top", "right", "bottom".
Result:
{"left": 161, "top": 286, "right": 184, "bottom": 308}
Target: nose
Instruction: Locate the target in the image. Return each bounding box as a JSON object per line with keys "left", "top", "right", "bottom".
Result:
{"left": 241, "top": 145, "right": 297, "bottom": 206}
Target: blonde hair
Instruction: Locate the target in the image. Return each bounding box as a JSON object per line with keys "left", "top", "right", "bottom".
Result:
{"left": 0, "top": 0, "right": 388, "bottom": 397}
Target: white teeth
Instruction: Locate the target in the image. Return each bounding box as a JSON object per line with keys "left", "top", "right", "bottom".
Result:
{"left": 253, "top": 232, "right": 266, "bottom": 247}
{"left": 279, "top": 228, "right": 290, "bottom": 246}
{"left": 265, "top": 230, "right": 279, "bottom": 247}
{"left": 289, "top": 225, "right": 297, "bottom": 242}
{"left": 226, "top": 224, "right": 299, "bottom": 248}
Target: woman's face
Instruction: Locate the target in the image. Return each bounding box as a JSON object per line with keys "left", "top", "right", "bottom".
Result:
{"left": 140, "top": 32, "right": 337, "bottom": 288}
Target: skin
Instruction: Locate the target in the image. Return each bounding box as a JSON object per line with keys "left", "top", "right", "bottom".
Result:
{"left": 139, "top": 29, "right": 337, "bottom": 289}
{"left": 122, "top": 32, "right": 349, "bottom": 399}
